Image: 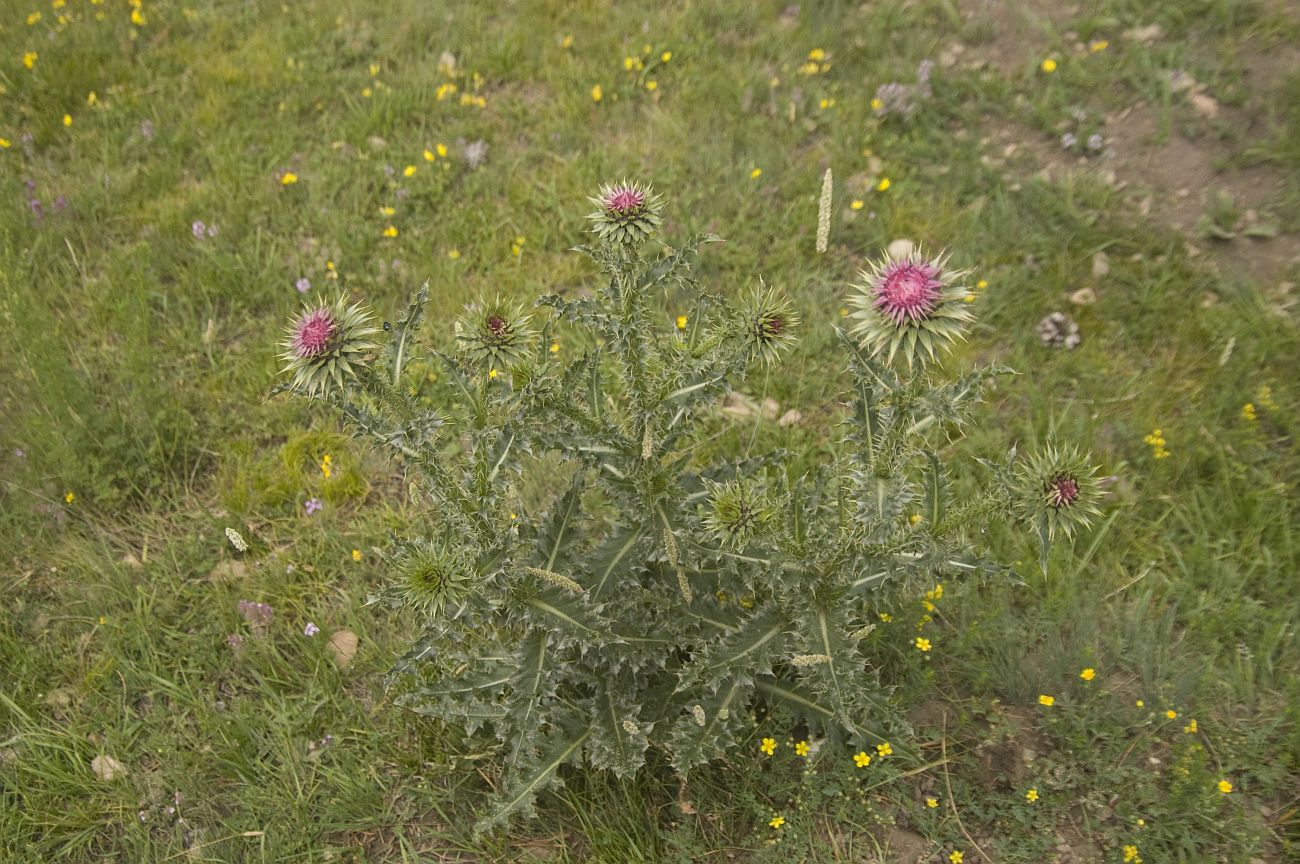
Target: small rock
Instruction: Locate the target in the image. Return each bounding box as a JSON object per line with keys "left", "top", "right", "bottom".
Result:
{"left": 1124, "top": 23, "right": 1163, "bottom": 44}
{"left": 778, "top": 409, "right": 803, "bottom": 427}
{"left": 327, "top": 629, "right": 359, "bottom": 669}
{"left": 1091, "top": 251, "right": 1110, "bottom": 278}
{"left": 1189, "top": 92, "right": 1219, "bottom": 119}
{"left": 886, "top": 238, "right": 915, "bottom": 259}
{"left": 1069, "top": 287, "right": 1097, "bottom": 305}
{"left": 91, "top": 754, "right": 127, "bottom": 782}
{"left": 1037, "top": 312, "right": 1081, "bottom": 349}
{"left": 761, "top": 398, "right": 780, "bottom": 421}
{"left": 45, "top": 688, "right": 73, "bottom": 708}
{"left": 462, "top": 139, "right": 489, "bottom": 169}
{"left": 366, "top": 135, "right": 387, "bottom": 152}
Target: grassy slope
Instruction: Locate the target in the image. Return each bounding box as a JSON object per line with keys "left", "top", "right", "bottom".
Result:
{"left": 1, "top": 0, "right": 1297, "bottom": 861}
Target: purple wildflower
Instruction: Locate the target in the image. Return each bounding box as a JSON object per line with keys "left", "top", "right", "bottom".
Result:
{"left": 1061, "top": 132, "right": 1078, "bottom": 149}
{"left": 304, "top": 497, "right": 323, "bottom": 515}
{"left": 192, "top": 220, "right": 207, "bottom": 239}
{"left": 295, "top": 277, "right": 311, "bottom": 293}
{"left": 1086, "top": 133, "right": 1104, "bottom": 151}
{"left": 304, "top": 621, "right": 320, "bottom": 637}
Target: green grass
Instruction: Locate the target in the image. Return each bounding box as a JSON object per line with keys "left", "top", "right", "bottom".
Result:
{"left": 2, "top": 0, "right": 1298, "bottom": 860}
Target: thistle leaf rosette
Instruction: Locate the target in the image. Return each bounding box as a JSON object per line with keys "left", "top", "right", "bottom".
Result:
{"left": 847, "top": 248, "right": 974, "bottom": 369}
{"left": 279, "top": 295, "right": 380, "bottom": 397}
{"left": 1016, "top": 444, "right": 1104, "bottom": 542}
{"left": 586, "top": 180, "right": 664, "bottom": 245}
{"left": 740, "top": 284, "right": 799, "bottom": 365}
{"left": 454, "top": 297, "right": 536, "bottom": 370}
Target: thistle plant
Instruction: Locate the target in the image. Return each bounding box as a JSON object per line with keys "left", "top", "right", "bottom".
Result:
{"left": 275, "top": 184, "right": 1103, "bottom": 835}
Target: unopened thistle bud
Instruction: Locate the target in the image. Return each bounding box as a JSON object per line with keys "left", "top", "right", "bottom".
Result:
{"left": 791, "top": 653, "right": 833, "bottom": 667}
{"left": 622, "top": 719, "right": 641, "bottom": 736}
{"left": 641, "top": 423, "right": 654, "bottom": 460}
{"left": 586, "top": 180, "right": 665, "bottom": 245}
{"left": 454, "top": 296, "right": 535, "bottom": 369}
{"left": 847, "top": 247, "right": 974, "bottom": 369}
{"left": 526, "top": 566, "right": 585, "bottom": 594}
{"left": 396, "top": 541, "right": 475, "bottom": 617}
{"left": 740, "top": 285, "right": 799, "bottom": 365}
{"left": 1016, "top": 444, "right": 1104, "bottom": 540}
{"left": 691, "top": 704, "right": 706, "bottom": 726}
{"left": 704, "top": 479, "right": 772, "bottom": 548}
{"left": 280, "top": 296, "right": 380, "bottom": 397}
{"left": 816, "top": 168, "right": 833, "bottom": 254}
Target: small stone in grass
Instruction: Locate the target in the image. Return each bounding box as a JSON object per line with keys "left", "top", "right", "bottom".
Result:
{"left": 91, "top": 754, "right": 127, "bottom": 782}
{"left": 327, "top": 629, "right": 359, "bottom": 668}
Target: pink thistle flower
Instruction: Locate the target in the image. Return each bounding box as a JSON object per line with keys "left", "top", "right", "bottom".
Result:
{"left": 871, "top": 259, "right": 943, "bottom": 324}
{"left": 1045, "top": 475, "right": 1080, "bottom": 509}
{"left": 291, "top": 308, "right": 336, "bottom": 358}
{"left": 600, "top": 184, "right": 646, "bottom": 214}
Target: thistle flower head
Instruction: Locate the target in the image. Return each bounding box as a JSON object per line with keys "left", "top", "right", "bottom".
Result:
{"left": 396, "top": 541, "right": 476, "bottom": 617}
{"left": 847, "top": 247, "right": 974, "bottom": 369}
{"left": 740, "top": 284, "right": 799, "bottom": 365}
{"left": 586, "top": 180, "right": 664, "bottom": 245}
{"left": 279, "top": 296, "right": 380, "bottom": 397}
{"left": 454, "top": 296, "right": 535, "bottom": 369}
{"left": 704, "top": 479, "right": 773, "bottom": 548}
{"left": 1016, "top": 444, "right": 1104, "bottom": 541}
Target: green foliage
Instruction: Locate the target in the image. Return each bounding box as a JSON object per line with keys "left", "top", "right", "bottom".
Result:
{"left": 279, "top": 187, "right": 1102, "bottom": 834}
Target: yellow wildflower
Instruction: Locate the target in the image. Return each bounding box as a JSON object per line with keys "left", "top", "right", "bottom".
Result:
{"left": 1183, "top": 719, "right": 1198, "bottom": 734}
{"left": 949, "top": 852, "right": 964, "bottom": 864}
{"left": 590, "top": 84, "right": 602, "bottom": 102}
{"left": 769, "top": 814, "right": 785, "bottom": 829}
{"left": 850, "top": 199, "right": 864, "bottom": 210}
{"left": 1080, "top": 668, "right": 1095, "bottom": 681}
{"left": 1135, "top": 699, "right": 1144, "bottom": 708}
{"left": 876, "top": 742, "right": 892, "bottom": 757}
{"left": 877, "top": 177, "right": 891, "bottom": 192}
{"left": 1038, "top": 694, "right": 1055, "bottom": 707}
{"left": 403, "top": 165, "right": 416, "bottom": 177}
{"left": 794, "top": 740, "right": 810, "bottom": 757}
{"left": 64, "top": 491, "right": 75, "bottom": 503}
{"left": 131, "top": 7, "right": 145, "bottom": 25}
{"left": 1041, "top": 58, "right": 1058, "bottom": 73}
{"left": 853, "top": 751, "right": 871, "bottom": 768}
{"left": 925, "top": 797, "right": 939, "bottom": 808}
{"left": 23, "top": 51, "right": 38, "bottom": 70}
{"left": 436, "top": 143, "right": 448, "bottom": 157}
{"left": 423, "top": 148, "right": 436, "bottom": 162}
{"left": 561, "top": 34, "right": 574, "bottom": 49}
{"left": 914, "top": 637, "right": 932, "bottom": 652}
{"left": 760, "top": 737, "right": 777, "bottom": 756}
{"left": 382, "top": 225, "right": 398, "bottom": 238}
{"left": 870, "top": 97, "right": 883, "bottom": 110}
{"left": 351, "top": 549, "right": 362, "bottom": 561}
{"left": 1026, "top": 788, "right": 1039, "bottom": 802}
{"left": 661, "top": 51, "right": 672, "bottom": 62}
{"left": 750, "top": 168, "right": 762, "bottom": 179}
{"left": 0, "top": 139, "right": 9, "bottom": 148}
{"left": 645, "top": 80, "right": 657, "bottom": 91}
{"left": 280, "top": 171, "right": 298, "bottom": 186}
{"left": 488, "top": 368, "right": 499, "bottom": 380}
{"left": 1242, "top": 403, "right": 1257, "bottom": 421}
{"left": 1217, "top": 779, "right": 1232, "bottom": 794}
{"left": 27, "top": 12, "right": 42, "bottom": 26}
{"left": 1089, "top": 39, "right": 1109, "bottom": 53}
{"left": 675, "top": 315, "right": 688, "bottom": 330}
{"left": 1165, "top": 709, "right": 1177, "bottom": 720}
{"left": 62, "top": 114, "right": 72, "bottom": 127}
{"left": 549, "top": 342, "right": 560, "bottom": 354}
{"left": 1122, "top": 845, "right": 1141, "bottom": 863}
{"left": 447, "top": 248, "right": 461, "bottom": 260}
